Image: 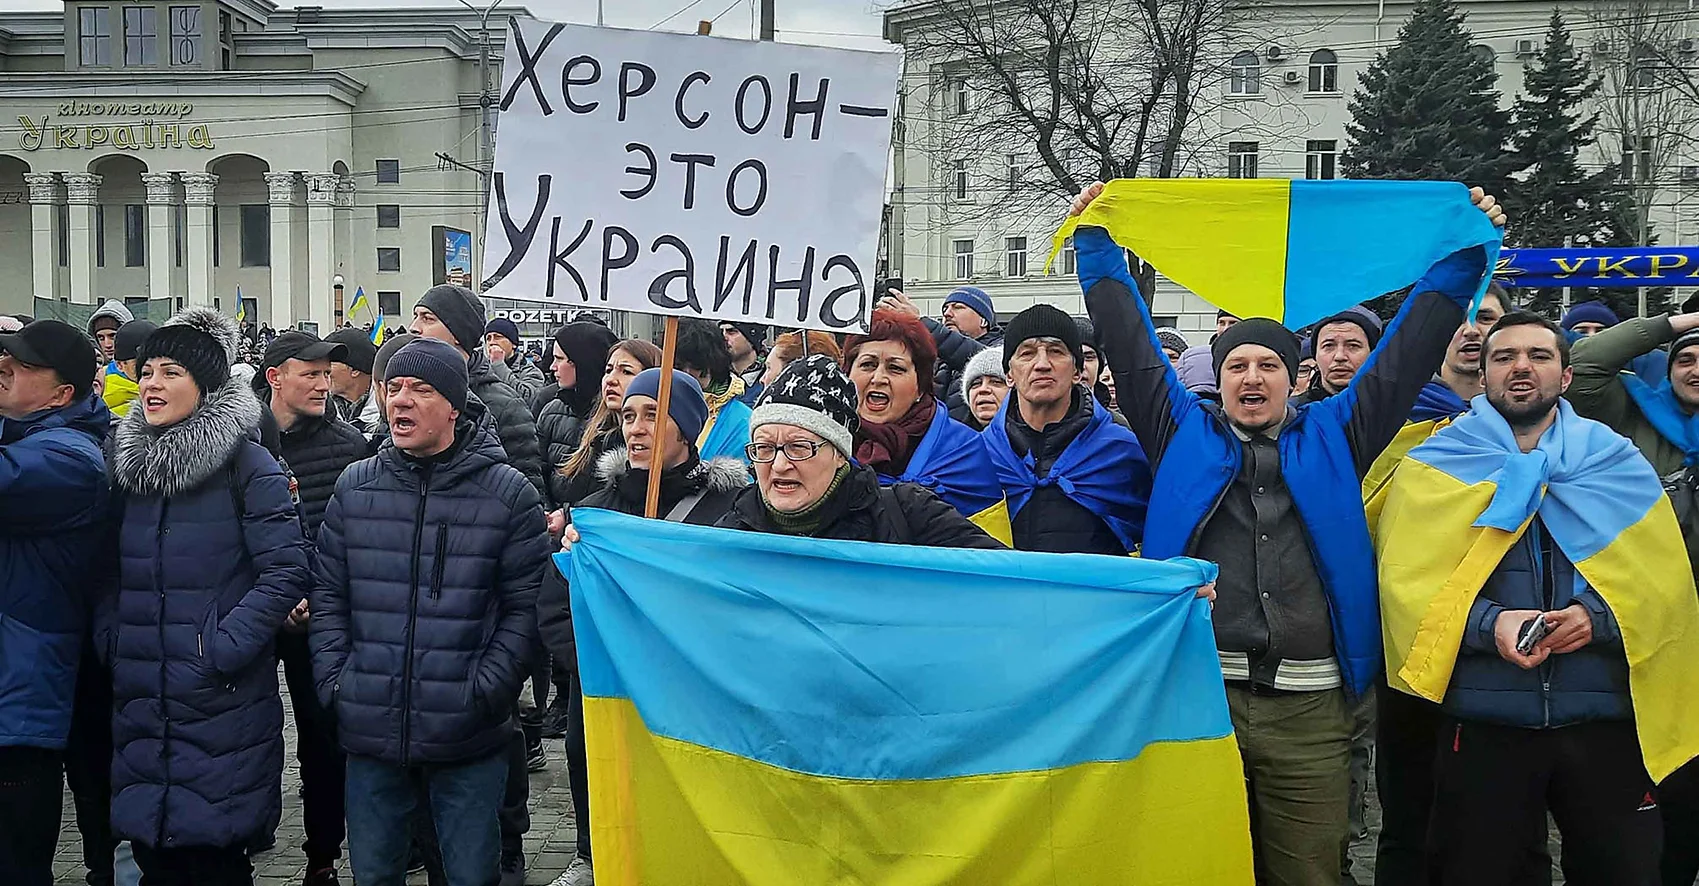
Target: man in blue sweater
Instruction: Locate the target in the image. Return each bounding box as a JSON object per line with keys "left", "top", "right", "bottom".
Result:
{"left": 1071, "top": 181, "right": 1503, "bottom": 886}
{"left": 0, "top": 320, "right": 110, "bottom": 885}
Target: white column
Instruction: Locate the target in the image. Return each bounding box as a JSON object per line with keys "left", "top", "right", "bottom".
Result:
{"left": 264, "top": 172, "right": 298, "bottom": 330}
{"left": 181, "top": 172, "right": 217, "bottom": 310}
{"left": 142, "top": 172, "right": 176, "bottom": 303}
{"left": 24, "top": 172, "right": 59, "bottom": 304}
{"left": 304, "top": 173, "right": 338, "bottom": 334}
{"left": 62, "top": 173, "right": 100, "bottom": 306}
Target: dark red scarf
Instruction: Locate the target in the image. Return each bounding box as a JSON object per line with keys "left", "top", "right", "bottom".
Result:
{"left": 854, "top": 395, "right": 937, "bottom": 477}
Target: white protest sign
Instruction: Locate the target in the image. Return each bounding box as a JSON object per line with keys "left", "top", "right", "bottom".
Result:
{"left": 482, "top": 20, "right": 902, "bottom": 334}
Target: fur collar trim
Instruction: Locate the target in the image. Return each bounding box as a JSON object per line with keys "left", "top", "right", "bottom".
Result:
{"left": 594, "top": 446, "right": 748, "bottom": 494}
{"left": 113, "top": 375, "right": 263, "bottom": 496}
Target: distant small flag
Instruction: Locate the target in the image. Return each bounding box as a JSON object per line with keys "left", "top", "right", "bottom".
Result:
{"left": 370, "top": 315, "right": 386, "bottom": 347}
{"left": 348, "top": 287, "right": 370, "bottom": 320}
{"left": 235, "top": 286, "right": 246, "bottom": 324}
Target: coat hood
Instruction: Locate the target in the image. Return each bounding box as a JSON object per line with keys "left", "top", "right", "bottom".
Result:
{"left": 89, "top": 299, "right": 135, "bottom": 332}
{"left": 593, "top": 446, "right": 748, "bottom": 494}
{"left": 112, "top": 372, "right": 263, "bottom": 496}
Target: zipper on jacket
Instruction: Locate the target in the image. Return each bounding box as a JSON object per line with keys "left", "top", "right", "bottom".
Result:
{"left": 400, "top": 477, "right": 430, "bottom": 766}
{"left": 1534, "top": 523, "right": 1555, "bottom": 728}
{"left": 430, "top": 524, "right": 448, "bottom": 599}
{"left": 154, "top": 497, "right": 172, "bottom": 847}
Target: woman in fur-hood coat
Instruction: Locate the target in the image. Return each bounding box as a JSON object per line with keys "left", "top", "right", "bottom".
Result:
{"left": 107, "top": 307, "right": 312, "bottom": 861}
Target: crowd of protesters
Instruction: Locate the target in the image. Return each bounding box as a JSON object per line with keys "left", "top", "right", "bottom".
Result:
{"left": 5, "top": 178, "right": 1699, "bottom": 886}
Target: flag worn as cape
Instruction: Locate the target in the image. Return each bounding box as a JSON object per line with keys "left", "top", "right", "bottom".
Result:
{"left": 877, "top": 403, "right": 1012, "bottom": 545}
{"left": 697, "top": 388, "right": 753, "bottom": 465}
{"left": 1362, "top": 379, "right": 1468, "bottom": 513}
{"left": 1622, "top": 374, "right": 1699, "bottom": 464}
{"left": 1375, "top": 397, "right": 1699, "bottom": 781}
{"left": 982, "top": 392, "right": 1151, "bottom": 553}
{"left": 1049, "top": 179, "right": 1503, "bottom": 331}
{"left": 559, "top": 509, "right": 1252, "bottom": 885}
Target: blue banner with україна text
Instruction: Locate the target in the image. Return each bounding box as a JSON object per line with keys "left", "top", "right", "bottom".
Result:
{"left": 1495, "top": 247, "right": 1699, "bottom": 289}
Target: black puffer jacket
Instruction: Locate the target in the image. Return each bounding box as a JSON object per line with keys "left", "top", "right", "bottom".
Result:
{"left": 467, "top": 350, "right": 546, "bottom": 500}
{"left": 540, "top": 448, "right": 747, "bottom": 668}
{"left": 275, "top": 411, "right": 367, "bottom": 538}
{"left": 716, "top": 464, "right": 1002, "bottom": 548}
{"left": 556, "top": 426, "right": 620, "bottom": 509}
{"left": 309, "top": 403, "right": 547, "bottom": 765}
{"left": 925, "top": 317, "right": 1003, "bottom": 415}
{"left": 536, "top": 389, "right": 593, "bottom": 509}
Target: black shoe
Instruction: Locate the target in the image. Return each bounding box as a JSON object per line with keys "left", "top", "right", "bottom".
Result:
{"left": 407, "top": 846, "right": 427, "bottom": 875}
{"left": 540, "top": 697, "right": 569, "bottom": 739}
{"left": 499, "top": 849, "right": 526, "bottom": 886}
{"left": 303, "top": 866, "right": 341, "bottom": 886}
{"left": 527, "top": 739, "right": 549, "bottom": 772}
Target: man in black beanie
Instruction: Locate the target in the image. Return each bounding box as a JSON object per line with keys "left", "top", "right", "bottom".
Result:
{"left": 1070, "top": 180, "right": 1506, "bottom": 885}
{"left": 982, "top": 304, "right": 1151, "bottom": 557}
{"left": 1296, "top": 307, "right": 1384, "bottom": 404}
{"left": 410, "top": 285, "right": 544, "bottom": 499}
{"left": 719, "top": 321, "right": 767, "bottom": 401}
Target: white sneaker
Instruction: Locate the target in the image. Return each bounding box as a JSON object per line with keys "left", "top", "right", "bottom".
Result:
{"left": 548, "top": 856, "right": 594, "bottom": 886}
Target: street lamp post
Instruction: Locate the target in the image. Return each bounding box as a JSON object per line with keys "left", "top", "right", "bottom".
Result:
{"left": 332, "top": 274, "right": 345, "bottom": 333}
{"left": 455, "top": 0, "right": 504, "bottom": 291}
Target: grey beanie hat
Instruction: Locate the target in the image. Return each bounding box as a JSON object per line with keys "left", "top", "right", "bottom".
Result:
{"left": 959, "top": 347, "right": 1008, "bottom": 403}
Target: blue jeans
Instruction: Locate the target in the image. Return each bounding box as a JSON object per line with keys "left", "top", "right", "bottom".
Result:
{"left": 344, "top": 751, "right": 508, "bottom": 886}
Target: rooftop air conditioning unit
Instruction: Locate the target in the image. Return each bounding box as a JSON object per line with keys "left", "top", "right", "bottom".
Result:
{"left": 1682, "top": 165, "right": 1699, "bottom": 183}
{"left": 1516, "top": 39, "right": 1540, "bottom": 57}
{"left": 1283, "top": 70, "right": 1303, "bottom": 86}
{"left": 1679, "top": 38, "right": 1697, "bottom": 54}
{"left": 1265, "top": 45, "right": 1286, "bottom": 61}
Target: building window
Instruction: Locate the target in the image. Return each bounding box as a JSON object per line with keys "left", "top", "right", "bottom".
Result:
{"left": 1061, "top": 238, "right": 1076, "bottom": 276}
{"left": 173, "top": 203, "right": 183, "bottom": 267}
{"left": 239, "top": 204, "right": 269, "bottom": 266}
{"left": 1630, "top": 45, "right": 1660, "bottom": 90}
{"left": 124, "top": 204, "right": 145, "bottom": 266}
{"left": 1471, "top": 44, "right": 1497, "bottom": 66}
{"left": 376, "top": 204, "right": 400, "bottom": 228}
{"left": 169, "top": 5, "right": 200, "bottom": 65}
{"left": 57, "top": 203, "right": 69, "bottom": 267}
{"left": 1624, "top": 136, "right": 1655, "bottom": 181}
{"left": 1307, "top": 49, "right": 1338, "bottom": 93}
{"left": 952, "top": 159, "right": 969, "bottom": 201}
{"left": 1006, "top": 154, "right": 1022, "bottom": 192}
{"left": 946, "top": 77, "right": 969, "bottom": 116}
{"left": 124, "top": 6, "right": 156, "bottom": 65}
{"left": 1228, "top": 141, "right": 1260, "bottom": 178}
{"left": 375, "top": 159, "right": 400, "bottom": 184}
{"left": 1005, "top": 236, "right": 1028, "bottom": 277}
{"left": 95, "top": 204, "right": 106, "bottom": 267}
{"left": 1230, "top": 51, "right": 1260, "bottom": 96}
{"left": 1305, "top": 140, "right": 1338, "bottom": 180}
{"left": 211, "top": 203, "right": 219, "bottom": 266}
{"left": 378, "top": 291, "right": 402, "bottom": 316}
{"left": 79, "top": 7, "right": 113, "bottom": 66}
{"left": 952, "top": 239, "right": 974, "bottom": 280}
{"left": 377, "top": 247, "right": 401, "bottom": 272}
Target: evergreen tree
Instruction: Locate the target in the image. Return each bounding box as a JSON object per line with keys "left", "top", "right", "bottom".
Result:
{"left": 1504, "top": 11, "right": 1639, "bottom": 318}
{"left": 1343, "top": 0, "right": 1514, "bottom": 193}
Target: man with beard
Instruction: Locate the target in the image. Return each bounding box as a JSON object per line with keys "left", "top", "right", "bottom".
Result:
{"left": 1375, "top": 311, "right": 1696, "bottom": 884}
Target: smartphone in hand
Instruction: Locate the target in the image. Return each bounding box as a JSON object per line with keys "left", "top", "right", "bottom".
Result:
{"left": 1515, "top": 616, "right": 1551, "bottom": 656}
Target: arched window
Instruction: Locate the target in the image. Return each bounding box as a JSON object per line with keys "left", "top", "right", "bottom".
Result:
{"left": 1471, "top": 44, "right": 1497, "bottom": 66}
{"left": 1307, "top": 49, "right": 1339, "bottom": 93}
{"left": 1230, "top": 51, "right": 1261, "bottom": 96}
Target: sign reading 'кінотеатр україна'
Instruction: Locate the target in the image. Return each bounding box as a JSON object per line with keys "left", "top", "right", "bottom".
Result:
{"left": 480, "top": 20, "right": 902, "bottom": 334}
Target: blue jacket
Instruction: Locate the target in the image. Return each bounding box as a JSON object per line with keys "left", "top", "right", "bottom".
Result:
{"left": 876, "top": 402, "right": 1006, "bottom": 522}
{"left": 1078, "top": 226, "right": 1480, "bottom": 697}
{"left": 107, "top": 378, "right": 312, "bottom": 849}
{"left": 310, "top": 404, "right": 547, "bottom": 765}
{"left": 1447, "top": 518, "right": 1629, "bottom": 728}
{"left": 0, "top": 393, "right": 110, "bottom": 750}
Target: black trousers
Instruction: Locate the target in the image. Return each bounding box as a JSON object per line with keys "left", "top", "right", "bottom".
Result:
{"left": 1374, "top": 683, "right": 1439, "bottom": 886}
{"left": 1660, "top": 758, "right": 1699, "bottom": 886}
{"left": 65, "top": 649, "right": 117, "bottom": 886}
{"left": 131, "top": 844, "right": 253, "bottom": 886}
{"left": 565, "top": 670, "right": 591, "bottom": 858}
{"left": 1431, "top": 718, "right": 1660, "bottom": 886}
{"left": 500, "top": 722, "right": 530, "bottom": 856}
{"left": 278, "top": 631, "right": 346, "bottom": 869}
{"left": 0, "top": 745, "right": 65, "bottom": 886}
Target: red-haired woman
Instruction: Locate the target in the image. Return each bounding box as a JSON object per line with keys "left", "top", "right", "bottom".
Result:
{"left": 843, "top": 309, "right": 1011, "bottom": 545}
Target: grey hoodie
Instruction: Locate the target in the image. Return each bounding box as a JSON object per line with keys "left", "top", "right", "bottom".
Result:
{"left": 88, "top": 299, "right": 135, "bottom": 334}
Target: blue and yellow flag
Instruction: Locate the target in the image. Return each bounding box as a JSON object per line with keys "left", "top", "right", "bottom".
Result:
{"left": 235, "top": 286, "right": 246, "bottom": 324}
{"left": 1376, "top": 398, "right": 1699, "bottom": 782}
{"left": 348, "top": 286, "right": 370, "bottom": 319}
{"left": 1049, "top": 179, "right": 1503, "bottom": 330}
{"left": 559, "top": 509, "right": 1253, "bottom": 885}
{"left": 369, "top": 317, "right": 386, "bottom": 347}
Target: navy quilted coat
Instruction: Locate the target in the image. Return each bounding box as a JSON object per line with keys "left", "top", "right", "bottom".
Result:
{"left": 309, "top": 404, "right": 546, "bottom": 765}
{"left": 108, "top": 360, "right": 312, "bottom": 849}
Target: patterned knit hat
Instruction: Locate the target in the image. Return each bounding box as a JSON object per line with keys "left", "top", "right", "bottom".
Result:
{"left": 750, "top": 354, "right": 859, "bottom": 460}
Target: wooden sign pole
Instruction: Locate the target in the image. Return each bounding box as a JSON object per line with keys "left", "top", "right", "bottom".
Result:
{"left": 643, "top": 315, "right": 680, "bottom": 518}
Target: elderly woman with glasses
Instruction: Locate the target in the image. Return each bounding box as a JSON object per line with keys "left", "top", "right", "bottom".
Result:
{"left": 714, "top": 355, "right": 1003, "bottom": 548}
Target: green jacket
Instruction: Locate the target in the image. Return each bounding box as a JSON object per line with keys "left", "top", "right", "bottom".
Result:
{"left": 1569, "top": 315, "right": 1685, "bottom": 476}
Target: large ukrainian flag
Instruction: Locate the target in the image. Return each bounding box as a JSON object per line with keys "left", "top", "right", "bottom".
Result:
{"left": 1049, "top": 179, "right": 1503, "bottom": 330}
{"left": 558, "top": 509, "right": 1253, "bottom": 885}
{"left": 1376, "top": 398, "right": 1699, "bottom": 782}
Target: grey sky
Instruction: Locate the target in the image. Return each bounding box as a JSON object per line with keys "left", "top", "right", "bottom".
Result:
{"left": 0, "top": 0, "right": 893, "bottom": 48}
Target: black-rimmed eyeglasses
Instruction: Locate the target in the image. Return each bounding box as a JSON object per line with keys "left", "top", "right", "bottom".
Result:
{"left": 745, "top": 440, "right": 831, "bottom": 464}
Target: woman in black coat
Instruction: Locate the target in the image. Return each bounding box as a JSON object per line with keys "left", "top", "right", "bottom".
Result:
{"left": 106, "top": 308, "right": 311, "bottom": 885}
{"left": 713, "top": 355, "right": 1002, "bottom": 549}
